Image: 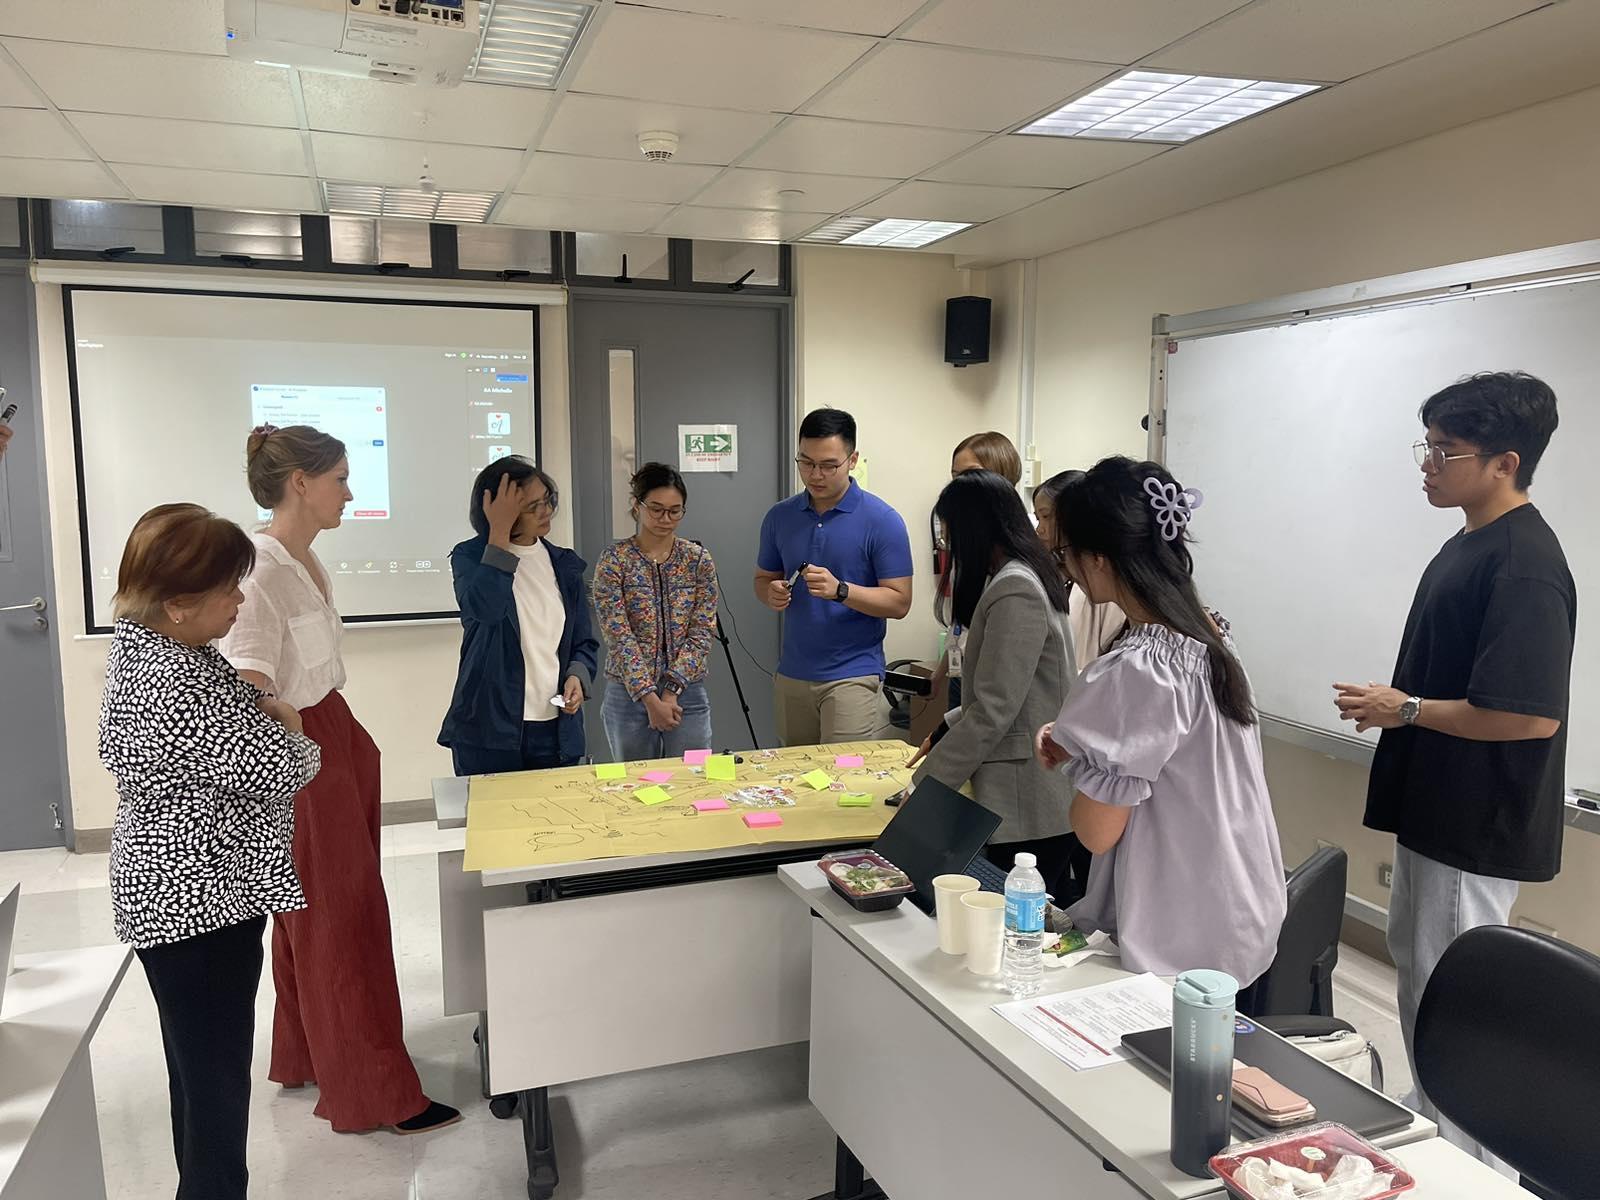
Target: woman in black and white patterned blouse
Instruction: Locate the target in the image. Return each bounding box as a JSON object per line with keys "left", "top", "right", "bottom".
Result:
{"left": 99, "top": 503, "right": 322, "bottom": 1200}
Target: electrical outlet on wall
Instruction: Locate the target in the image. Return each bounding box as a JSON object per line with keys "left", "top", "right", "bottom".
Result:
{"left": 1516, "top": 915, "right": 1558, "bottom": 939}
{"left": 1378, "top": 862, "right": 1393, "bottom": 889}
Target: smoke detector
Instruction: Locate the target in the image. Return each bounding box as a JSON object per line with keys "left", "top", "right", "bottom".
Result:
{"left": 638, "top": 130, "right": 679, "bottom": 162}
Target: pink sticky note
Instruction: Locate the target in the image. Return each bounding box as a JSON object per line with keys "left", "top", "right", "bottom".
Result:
{"left": 640, "top": 770, "right": 674, "bottom": 784}
{"left": 834, "top": 755, "right": 865, "bottom": 768}
{"left": 683, "top": 749, "right": 712, "bottom": 766}
{"left": 743, "top": 811, "right": 783, "bottom": 829}
{"left": 692, "top": 798, "right": 729, "bottom": 813}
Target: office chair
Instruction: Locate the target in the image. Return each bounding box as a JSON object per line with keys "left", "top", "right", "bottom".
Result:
{"left": 1415, "top": 925, "right": 1600, "bottom": 1200}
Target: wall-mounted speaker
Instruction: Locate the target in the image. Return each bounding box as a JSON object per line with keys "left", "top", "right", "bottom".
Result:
{"left": 944, "top": 296, "right": 991, "bottom": 367}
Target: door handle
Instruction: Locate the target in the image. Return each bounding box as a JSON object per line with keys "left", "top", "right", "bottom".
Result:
{"left": 0, "top": 596, "right": 46, "bottom": 614}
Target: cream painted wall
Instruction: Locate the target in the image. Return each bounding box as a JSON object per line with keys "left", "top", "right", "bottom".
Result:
{"left": 794, "top": 245, "right": 1022, "bottom": 668}
{"left": 36, "top": 278, "right": 573, "bottom": 834}
{"left": 1028, "top": 83, "right": 1600, "bottom": 953}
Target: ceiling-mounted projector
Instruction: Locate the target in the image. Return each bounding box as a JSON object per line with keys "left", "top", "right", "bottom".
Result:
{"left": 225, "top": 0, "right": 482, "bottom": 86}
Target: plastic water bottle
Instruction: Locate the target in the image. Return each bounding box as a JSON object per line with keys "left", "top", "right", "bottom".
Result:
{"left": 1002, "top": 852, "right": 1047, "bottom": 998}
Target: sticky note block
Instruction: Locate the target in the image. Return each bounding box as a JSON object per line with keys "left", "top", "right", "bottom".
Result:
{"left": 706, "top": 755, "right": 737, "bottom": 781}
{"left": 640, "top": 770, "right": 674, "bottom": 784}
{"left": 683, "top": 749, "right": 712, "bottom": 766}
{"left": 595, "top": 762, "right": 627, "bottom": 780}
{"left": 634, "top": 785, "right": 672, "bottom": 806}
{"left": 743, "top": 811, "right": 782, "bottom": 829}
{"left": 802, "top": 770, "right": 834, "bottom": 790}
{"left": 838, "top": 793, "right": 874, "bottom": 807}
{"left": 692, "top": 798, "right": 729, "bottom": 813}
{"left": 835, "top": 755, "right": 865, "bottom": 769}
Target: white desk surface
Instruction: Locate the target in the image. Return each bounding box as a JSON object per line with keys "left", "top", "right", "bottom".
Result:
{"left": 432, "top": 774, "right": 873, "bottom": 887}
{"left": 779, "top": 863, "right": 1436, "bottom": 1200}
{"left": 0, "top": 945, "right": 133, "bottom": 1186}
{"left": 1390, "top": 1139, "right": 1541, "bottom": 1197}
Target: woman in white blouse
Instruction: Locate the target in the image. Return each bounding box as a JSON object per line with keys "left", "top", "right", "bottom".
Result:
{"left": 100, "top": 502, "right": 322, "bottom": 1199}
{"left": 221, "top": 425, "right": 459, "bottom": 1137}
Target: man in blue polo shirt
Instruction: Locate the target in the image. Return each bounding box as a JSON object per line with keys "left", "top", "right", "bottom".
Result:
{"left": 755, "top": 408, "right": 914, "bottom": 746}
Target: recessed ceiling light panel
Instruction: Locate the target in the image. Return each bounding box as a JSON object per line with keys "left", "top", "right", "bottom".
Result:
{"left": 324, "top": 181, "right": 497, "bottom": 223}
{"left": 470, "top": 0, "right": 597, "bottom": 89}
{"left": 1019, "top": 70, "right": 1321, "bottom": 144}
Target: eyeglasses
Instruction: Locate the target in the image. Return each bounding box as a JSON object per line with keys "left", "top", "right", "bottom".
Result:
{"left": 795, "top": 455, "right": 849, "bottom": 476}
{"left": 642, "top": 502, "right": 686, "bottom": 521}
{"left": 1049, "top": 545, "right": 1070, "bottom": 566}
{"left": 1412, "top": 441, "right": 1503, "bottom": 474}
{"left": 525, "top": 491, "right": 559, "bottom": 513}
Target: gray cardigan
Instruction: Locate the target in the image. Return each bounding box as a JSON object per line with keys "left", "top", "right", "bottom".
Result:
{"left": 913, "top": 561, "right": 1077, "bottom": 843}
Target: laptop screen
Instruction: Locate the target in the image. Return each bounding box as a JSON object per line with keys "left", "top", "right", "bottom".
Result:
{"left": 871, "top": 778, "right": 1002, "bottom": 913}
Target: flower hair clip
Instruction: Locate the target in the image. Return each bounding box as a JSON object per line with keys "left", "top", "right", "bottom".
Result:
{"left": 1143, "top": 476, "right": 1204, "bottom": 542}
{"left": 251, "top": 423, "right": 279, "bottom": 439}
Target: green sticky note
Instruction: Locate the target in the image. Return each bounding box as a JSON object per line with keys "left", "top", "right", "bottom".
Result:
{"left": 634, "top": 785, "right": 672, "bottom": 806}
{"left": 706, "top": 755, "right": 737, "bottom": 782}
{"left": 838, "top": 793, "right": 873, "bottom": 807}
{"left": 595, "top": 762, "right": 627, "bottom": 780}
{"left": 802, "top": 769, "right": 834, "bottom": 790}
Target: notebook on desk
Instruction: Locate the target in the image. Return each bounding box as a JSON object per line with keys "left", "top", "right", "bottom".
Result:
{"left": 871, "top": 778, "right": 1005, "bottom": 914}
{"left": 0, "top": 883, "right": 19, "bottom": 1013}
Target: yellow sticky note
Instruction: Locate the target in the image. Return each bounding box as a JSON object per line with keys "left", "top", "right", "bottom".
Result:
{"left": 595, "top": 762, "right": 627, "bottom": 780}
{"left": 802, "top": 769, "right": 834, "bottom": 790}
{"left": 838, "top": 793, "right": 873, "bottom": 807}
{"left": 634, "top": 785, "right": 672, "bottom": 806}
{"left": 706, "top": 755, "right": 737, "bottom": 782}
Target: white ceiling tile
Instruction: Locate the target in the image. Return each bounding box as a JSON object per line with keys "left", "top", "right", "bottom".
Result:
{"left": 693, "top": 168, "right": 896, "bottom": 213}
{"left": 515, "top": 152, "right": 720, "bottom": 203}
{"left": 0, "top": 156, "right": 124, "bottom": 199}
{"left": 742, "top": 116, "right": 986, "bottom": 177}
{"left": 654, "top": 206, "right": 830, "bottom": 242}
{"left": 924, "top": 135, "right": 1167, "bottom": 188}
{"left": 1149, "top": 0, "right": 1547, "bottom": 82}
{"left": 72, "top": 113, "right": 306, "bottom": 175}
{"left": 312, "top": 132, "right": 524, "bottom": 192}
{"left": 5, "top": 40, "right": 298, "bottom": 126}
{"left": 857, "top": 180, "right": 1057, "bottom": 222}
{"left": 496, "top": 195, "right": 674, "bottom": 234}
{"left": 541, "top": 92, "right": 779, "bottom": 165}
{"left": 115, "top": 164, "right": 317, "bottom": 211}
{"left": 0, "top": 0, "right": 225, "bottom": 55}
{"left": 806, "top": 43, "right": 1115, "bottom": 132}
{"left": 621, "top": 0, "right": 925, "bottom": 36}
{"left": 299, "top": 76, "right": 550, "bottom": 149}
{"left": 570, "top": 7, "right": 872, "bottom": 112}
{"left": 0, "top": 109, "right": 88, "bottom": 160}
{"left": 0, "top": 52, "right": 43, "bottom": 107}
{"left": 902, "top": 0, "right": 1250, "bottom": 65}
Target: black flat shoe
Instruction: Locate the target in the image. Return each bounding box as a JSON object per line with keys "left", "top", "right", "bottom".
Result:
{"left": 391, "top": 1100, "right": 462, "bottom": 1136}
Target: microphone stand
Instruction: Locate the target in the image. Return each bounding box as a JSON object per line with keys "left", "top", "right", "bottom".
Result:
{"left": 688, "top": 539, "right": 760, "bottom": 749}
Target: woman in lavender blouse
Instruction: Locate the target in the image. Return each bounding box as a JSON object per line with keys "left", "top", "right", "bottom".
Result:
{"left": 1035, "top": 458, "right": 1287, "bottom": 985}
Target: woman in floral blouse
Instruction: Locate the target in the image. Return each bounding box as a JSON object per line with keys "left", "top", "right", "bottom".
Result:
{"left": 99, "top": 503, "right": 322, "bottom": 1200}
{"left": 593, "top": 462, "right": 721, "bottom": 760}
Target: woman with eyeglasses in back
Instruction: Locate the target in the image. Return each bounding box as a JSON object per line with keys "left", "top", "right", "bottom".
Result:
{"left": 439, "top": 456, "right": 598, "bottom": 775}
{"left": 592, "top": 462, "right": 720, "bottom": 761}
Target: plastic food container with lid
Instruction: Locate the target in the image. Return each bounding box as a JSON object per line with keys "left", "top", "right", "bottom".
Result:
{"left": 818, "top": 850, "right": 915, "bottom": 912}
{"left": 1209, "top": 1123, "right": 1416, "bottom": 1200}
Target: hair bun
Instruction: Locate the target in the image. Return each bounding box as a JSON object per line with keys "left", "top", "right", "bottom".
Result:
{"left": 246, "top": 424, "right": 277, "bottom": 461}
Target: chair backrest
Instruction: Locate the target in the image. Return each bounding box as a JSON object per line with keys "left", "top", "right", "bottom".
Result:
{"left": 1416, "top": 925, "right": 1600, "bottom": 1199}
{"left": 1240, "top": 846, "right": 1346, "bottom": 1018}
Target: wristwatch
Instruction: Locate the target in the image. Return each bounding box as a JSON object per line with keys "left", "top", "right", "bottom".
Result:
{"left": 1400, "top": 696, "right": 1423, "bottom": 726}
{"left": 835, "top": 581, "right": 850, "bottom": 603}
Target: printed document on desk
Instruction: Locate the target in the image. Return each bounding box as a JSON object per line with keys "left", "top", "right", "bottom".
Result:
{"left": 994, "top": 973, "right": 1172, "bottom": 1071}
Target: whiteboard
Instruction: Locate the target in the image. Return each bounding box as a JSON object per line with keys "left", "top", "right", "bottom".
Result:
{"left": 1163, "top": 276, "right": 1595, "bottom": 790}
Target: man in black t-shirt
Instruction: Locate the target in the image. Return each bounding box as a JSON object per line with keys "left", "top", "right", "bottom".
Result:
{"left": 1335, "top": 372, "right": 1574, "bottom": 1168}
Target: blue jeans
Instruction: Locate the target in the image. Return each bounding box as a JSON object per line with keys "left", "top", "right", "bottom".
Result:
{"left": 451, "top": 719, "right": 579, "bottom": 776}
{"left": 602, "top": 681, "right": 713, "bottom": 762}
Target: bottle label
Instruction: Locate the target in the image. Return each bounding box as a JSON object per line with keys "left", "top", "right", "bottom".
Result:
{"left": 1006, "top": 891, "right": 1045, "bottom": 934}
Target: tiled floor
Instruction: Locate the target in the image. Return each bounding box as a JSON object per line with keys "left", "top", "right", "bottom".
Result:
{"left": 3, "top": 825, "right": 1411, "bottom": 1199}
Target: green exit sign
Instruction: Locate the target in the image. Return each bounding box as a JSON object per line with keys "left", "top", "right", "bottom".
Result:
{"left": 685, "top": 432, "right": 733, "bottom": 454}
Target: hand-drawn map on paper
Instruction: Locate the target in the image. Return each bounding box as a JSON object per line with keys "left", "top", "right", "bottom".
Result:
{"left": 464, "top": 741, "right": 913, "bottom": 872}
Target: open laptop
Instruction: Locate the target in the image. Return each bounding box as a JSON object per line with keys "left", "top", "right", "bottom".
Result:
{"left": 0, "top": 883, "right": 19, "bottom": 1014}
{"left": 871, "top": 777, "right": 1006, "bottom": 914}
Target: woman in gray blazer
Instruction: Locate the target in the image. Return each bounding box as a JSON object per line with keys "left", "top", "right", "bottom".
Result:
{"left": 910, "top": 470, "right": 1080, "bottom": 899}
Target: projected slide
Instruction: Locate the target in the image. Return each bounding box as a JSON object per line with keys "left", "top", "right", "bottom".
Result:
{"left": 251, "top": 385, "right": 392, "bottom": 520}
{"left": 68, "top": 288, "right": 539, "bottom": 628}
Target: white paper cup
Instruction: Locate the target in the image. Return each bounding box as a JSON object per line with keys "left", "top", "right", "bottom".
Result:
{"left": 933, "top": 874, "right": 981, "bottom": 954}
{"left": 961, "top": 892, "right": 1006, "bottom": 977}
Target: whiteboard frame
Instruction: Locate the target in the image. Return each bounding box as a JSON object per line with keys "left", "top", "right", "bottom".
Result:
{"left": 1147, "top": 237, "right": 1600, "bottom": 765}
